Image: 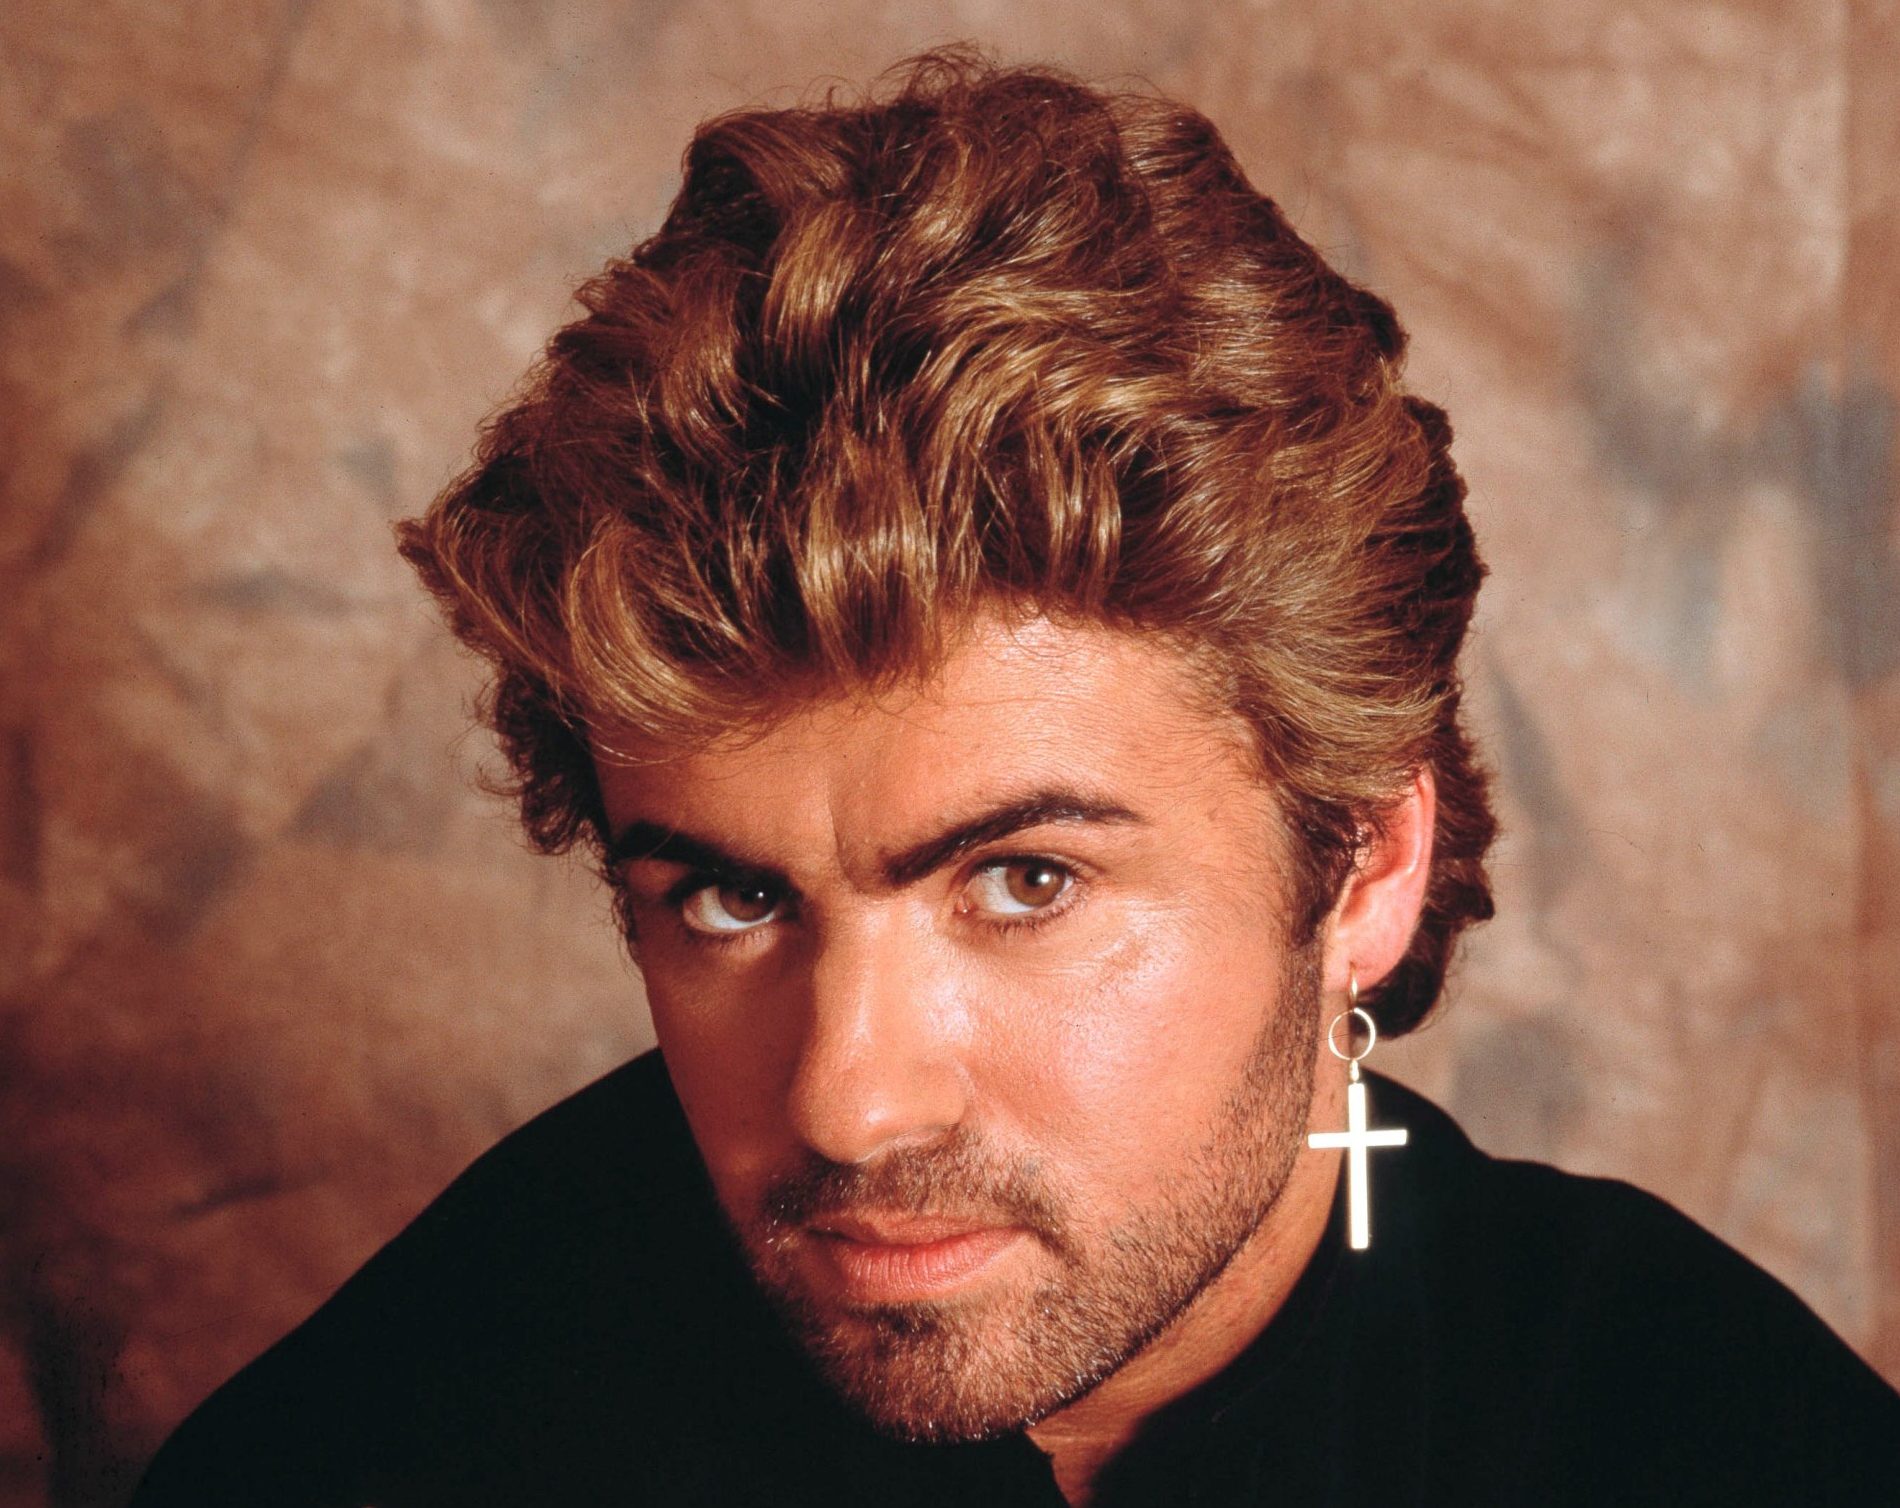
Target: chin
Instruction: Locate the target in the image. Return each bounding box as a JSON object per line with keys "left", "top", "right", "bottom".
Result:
{"left": 792, "top": 1292, "right": 1116, "bottom": 1443}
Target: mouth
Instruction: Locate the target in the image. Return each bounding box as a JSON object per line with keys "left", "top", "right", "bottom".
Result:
{"left": 805, "top": 1212, "right": 1027, "bottom": 1303}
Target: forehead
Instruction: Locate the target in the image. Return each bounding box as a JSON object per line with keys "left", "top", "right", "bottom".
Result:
{"left": 594, "top": 614, "right": 1254, "bottom": 798}
{"left": 589, "top": 615, "right": 1283, "bottom": 893}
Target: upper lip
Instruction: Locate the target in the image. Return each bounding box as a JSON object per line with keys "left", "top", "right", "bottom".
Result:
{"left": 810, "top": 1211, "right": 1011, "bottom": 1246}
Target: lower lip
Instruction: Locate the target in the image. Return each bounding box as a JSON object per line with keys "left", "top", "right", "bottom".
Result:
{"left": 814, "top": 1227, "right": 1024, "bottom": 1302}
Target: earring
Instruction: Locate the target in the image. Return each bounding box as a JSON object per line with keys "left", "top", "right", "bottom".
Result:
{"left": 1307, "top": 970, "right": 1408, "bottom": 1250}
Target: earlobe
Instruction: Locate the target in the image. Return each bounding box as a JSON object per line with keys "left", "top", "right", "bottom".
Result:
{"left": 1320, "top": 768, "right": 1436, "bottom": 996}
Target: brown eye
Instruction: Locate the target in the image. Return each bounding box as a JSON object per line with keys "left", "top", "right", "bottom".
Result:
{"left": 681, "top": 880, "right": 782, "bottom": 935}
{"left": 1005, "top": 861, "right": 1066, "bottom": 907}
{"left": 719, "top": 883, "right": 776, "bottom": 921}
{"left": 965, "top": 858, "right": 1074, "bottom": 917}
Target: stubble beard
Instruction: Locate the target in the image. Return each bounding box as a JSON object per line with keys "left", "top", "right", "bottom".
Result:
{"left": 735, "top": 941, "right": 1322, "bottom": 1443}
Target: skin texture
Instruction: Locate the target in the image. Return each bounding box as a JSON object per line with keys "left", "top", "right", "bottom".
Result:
{"left": 594, "top": 610, "right": 1435, "bottom": 1506}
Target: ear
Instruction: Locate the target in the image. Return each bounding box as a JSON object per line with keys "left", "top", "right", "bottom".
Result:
{"left": 1319, "top": 768, "right": 1436, "bottom": 997}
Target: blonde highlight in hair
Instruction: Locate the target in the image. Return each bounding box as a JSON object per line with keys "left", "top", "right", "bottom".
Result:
{"left": 399, "top": 49, "right": 1495, "bottom": 1034}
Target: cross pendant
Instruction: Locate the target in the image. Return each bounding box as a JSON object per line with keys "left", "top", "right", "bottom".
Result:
{"left": 1307, "top": 1077, "right": 1407, "bottom": 1250}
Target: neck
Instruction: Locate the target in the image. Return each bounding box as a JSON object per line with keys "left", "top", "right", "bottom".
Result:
{"left": 1024, "top": 1123, "right": 1344, "bottom": 1506}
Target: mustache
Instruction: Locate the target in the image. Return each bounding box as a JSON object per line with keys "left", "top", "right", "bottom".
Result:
{"left": 760, "top": 1132, "right": 1075, "bottom": 1259}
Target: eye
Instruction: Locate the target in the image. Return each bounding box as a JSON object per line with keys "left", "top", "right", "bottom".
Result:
{"left": 963, "top": 857, "right": 1074, "bottom": 918}
{"left": 679, "top": 878, "right": 784, "bottom": 936}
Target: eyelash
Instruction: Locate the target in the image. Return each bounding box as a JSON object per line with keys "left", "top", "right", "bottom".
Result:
{"left": 972, "top": 857, "right": 1082, "bottom": 937}
{"left": 659, "top": 855, "right": 1084, "bottom": 950}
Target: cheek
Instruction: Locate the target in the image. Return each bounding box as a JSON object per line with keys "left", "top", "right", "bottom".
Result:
{"left": 642, "top": 963, "right": 800, "bottom": 1195}
{"left": 977, "top": 901, "right": 1279, "bottom": 1200}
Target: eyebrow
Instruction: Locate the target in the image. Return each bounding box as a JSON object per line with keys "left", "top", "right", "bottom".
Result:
{"left": 606, "top": 787, "right": 1146, "bottom": 892}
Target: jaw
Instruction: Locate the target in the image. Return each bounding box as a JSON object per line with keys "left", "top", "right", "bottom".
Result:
{"left": 1024, "top": 1131, "right": 1342, "bottom": 1468}
{"left": 738, "top": 1126, "right": 1336, "bottom": 1448}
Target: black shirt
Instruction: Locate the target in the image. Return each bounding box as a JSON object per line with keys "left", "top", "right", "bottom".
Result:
{"left": 133, "top": 1051, "right": 1900, "bottom": 1505}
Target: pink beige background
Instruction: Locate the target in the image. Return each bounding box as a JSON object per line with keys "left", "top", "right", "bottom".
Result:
{"left": 3, "top": 2, "right": 1898, "bottom": 1503}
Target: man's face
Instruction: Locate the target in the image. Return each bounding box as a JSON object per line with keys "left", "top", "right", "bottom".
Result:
{"left": 596, "top": 612, "right": 1325, "bottom": 1440}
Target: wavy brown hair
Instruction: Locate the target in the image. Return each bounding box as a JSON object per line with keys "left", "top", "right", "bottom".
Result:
{"left": 398, "top": 50, "right": 1495, "bottom": 1034}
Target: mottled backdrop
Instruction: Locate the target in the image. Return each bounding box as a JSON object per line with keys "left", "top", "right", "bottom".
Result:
{"left": 2, "top": 2, "right": 1896, "bottom": 1504}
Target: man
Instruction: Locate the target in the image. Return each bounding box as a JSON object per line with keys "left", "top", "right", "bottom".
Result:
{"left": 135, "top": 52, "right": 1898, "bottom": 1506}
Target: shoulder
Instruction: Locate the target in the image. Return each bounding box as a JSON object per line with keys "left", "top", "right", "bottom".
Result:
{"left": 1376, "top": 1073, "right": 1900, "bottom": 1501}
{"left": 132, "top": 1050, "right": 781, "bottom": 1506}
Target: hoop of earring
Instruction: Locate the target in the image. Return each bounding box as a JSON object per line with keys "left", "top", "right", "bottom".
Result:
{"left": 1326, "top": 971, "right": 1379, "bottom": 1086}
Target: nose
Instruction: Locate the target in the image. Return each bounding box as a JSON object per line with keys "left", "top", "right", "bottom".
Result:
{"left": 784, "top": 913, "right": 971, "bottom": 1166}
